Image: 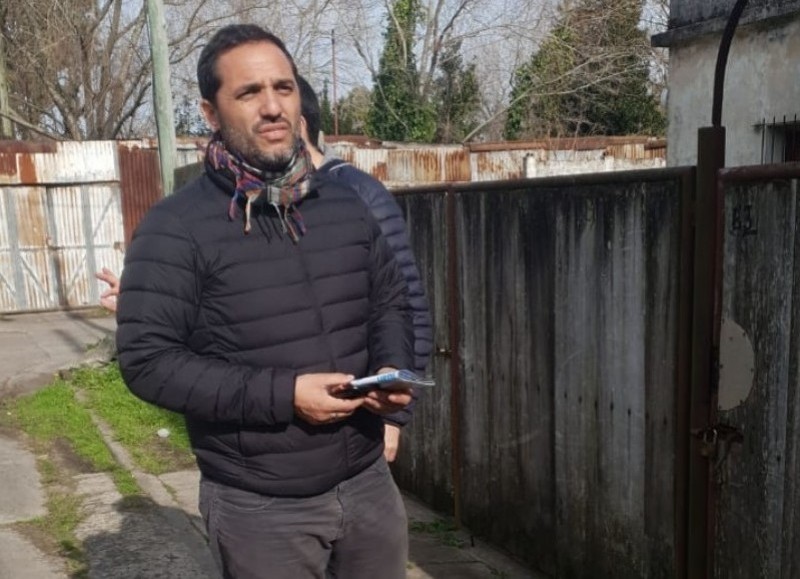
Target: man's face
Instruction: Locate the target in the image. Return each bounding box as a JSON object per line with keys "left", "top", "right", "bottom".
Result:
{"left": 201, "top": 41, "right": 301, "bottom": 172}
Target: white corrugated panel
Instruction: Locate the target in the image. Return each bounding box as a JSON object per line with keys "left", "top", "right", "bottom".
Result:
{"left": 14, "top": 186, "right": 56, "bottom": 310}
{"left": 0, "top": 187, "right": 15, "bottom": 311}
{"left": 34, "top": 141, "right": 118, "bottom": 185}
{"left": 48, "top": 184, "right": 125, "bottom": 308}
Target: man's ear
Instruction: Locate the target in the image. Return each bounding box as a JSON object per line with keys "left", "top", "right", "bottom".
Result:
{"left": 299, "top": 116, "right": 310, "bottom": 142}
{"left": 200, "top": 99, "right": 220, "bottom": 132}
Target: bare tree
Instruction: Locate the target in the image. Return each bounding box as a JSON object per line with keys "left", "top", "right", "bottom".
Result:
{"left": 0, "top": 0, "right": 237, "bottom": 140}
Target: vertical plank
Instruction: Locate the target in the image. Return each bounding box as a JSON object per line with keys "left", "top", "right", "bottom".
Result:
{"left": 457, "top": 187, "right": 557, "bottom": 573}
{"left": 0, "top": 187, "right": 17, "bottom": 310}
{"left": 554, "top": 192, "right": 602, "bottom": 577}
{"left": 714, "top": 180, "right": 796, "bottom": 578}
{"left": 644, "top": 184, "right": 683, "bottom": 578}
{"left": 556, "top": 192, "right": 646, "bottom": 577}
{"left": 393, "top": 192, "right": 454, "bottom": 513}
{"left": 783, "top": 177, "right": 800, "bottom": 579}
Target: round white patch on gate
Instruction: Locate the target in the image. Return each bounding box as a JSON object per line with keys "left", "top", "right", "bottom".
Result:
{"left": 718, "top": 318, "right": 755, "bottom": 412}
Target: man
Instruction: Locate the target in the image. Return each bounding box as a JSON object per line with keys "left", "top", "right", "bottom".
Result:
{"left": 99, "top": 76, "right": 433, "bottom": 463}
{"left": 116, "top": 24, "right": 413, "bottom": 579}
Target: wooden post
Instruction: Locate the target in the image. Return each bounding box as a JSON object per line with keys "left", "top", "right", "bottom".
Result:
{"left": 0, "top": 31, "right": 13, "bottom": 138}
{"left": 146, "top": 0, "right": 177, "bottom": 196}
{"left": 331, "top": 30, "right": 339, "bottom": 136}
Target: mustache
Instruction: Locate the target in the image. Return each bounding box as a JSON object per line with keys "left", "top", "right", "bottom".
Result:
{"left": 253, "top": 118, "right": 291, "bottom": 131}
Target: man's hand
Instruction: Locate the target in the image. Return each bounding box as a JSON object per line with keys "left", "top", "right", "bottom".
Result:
{"left": 95, "top": 267, "right": 120, "bottom": 313}
{"left": 294, "top": 373, "right": 366, "bottom": 425}
{"left": 361, "top": 367, "right": 413, "bottom": 416}
{"left": 383, "top": 424, "right": 401, "bottom": 462}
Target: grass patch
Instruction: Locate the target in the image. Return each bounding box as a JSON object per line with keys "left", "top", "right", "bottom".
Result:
{"left": 23, "top": 489, "right": 89, "bottom": 578}
{"left": 409, "top": 518, "right": 466, "bottom": 548}
{"left": 70, "top": 364, "right": 194, "bottom": 475}
{"left": 6, "top": 380, "right": 138, "bottom": 496}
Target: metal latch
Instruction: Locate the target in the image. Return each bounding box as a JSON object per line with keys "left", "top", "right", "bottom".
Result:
{"left": 692, "top": 424, "right": 743, "bottom": 481}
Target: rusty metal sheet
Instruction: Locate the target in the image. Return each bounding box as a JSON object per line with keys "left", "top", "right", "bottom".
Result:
{"left": 0, "top": 141, "right": 117, "bottom": 186}
{"left": 118, "top": 145, "right": 162, "bottom": 247}
{"left": 328, "top": 139, "right": 666, "bottom": 185}
{"left": 347, "top": 147, "right": 390, "bottom": 182}
{"left": 471, "top": 150, "right": 527, "bottom": 181}
{"left": 0, "top": 181, "right": 124, "bottom": 314}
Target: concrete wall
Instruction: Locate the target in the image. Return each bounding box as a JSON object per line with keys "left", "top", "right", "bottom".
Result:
{"left": 666, "top": 14, "right": 800, "bottom": 167}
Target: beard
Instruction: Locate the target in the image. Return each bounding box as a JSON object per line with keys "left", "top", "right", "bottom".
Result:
{"left": 219, "top": 123, "right": 298, "bottom": 173}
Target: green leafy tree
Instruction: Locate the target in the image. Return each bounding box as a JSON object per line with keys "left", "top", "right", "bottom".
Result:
{"left": 367, "top": 0, "right": 435, "bottom": 142}
{"left": 505, "top": 0, "right": 665, "bottom": 139}
{"left": 432, "top": 41, "right": 480, "bottom": 143}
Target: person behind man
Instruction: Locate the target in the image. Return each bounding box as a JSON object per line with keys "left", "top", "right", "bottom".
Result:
{"left": 115, "top": 24, "right": 414, "bottom": 579}
{"left": 295, "top": 75, "right": 432, "bottom": 461}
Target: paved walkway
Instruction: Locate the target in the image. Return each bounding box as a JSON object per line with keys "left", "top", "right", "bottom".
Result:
{"left": 0, "top": 310, "right": 538, "bottom": 579}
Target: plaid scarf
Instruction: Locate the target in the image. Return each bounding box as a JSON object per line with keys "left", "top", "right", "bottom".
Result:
{"left": 206, "top": 134, "right": 314, "bottom": 242}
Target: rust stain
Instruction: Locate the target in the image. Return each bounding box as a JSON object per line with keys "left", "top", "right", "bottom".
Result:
{"left": 16, "top": 188, "right": 47, "bottom": 247}
{"left": 411, "top": 150, "right": 441, "bottom": 183}
{"left": 444, "top": 150, "right": 471, "bottom": 181}
{"left": 0, "top": 152, "right": 15, "bottom": 177}
{"left": 372, "top": 162, "right": 388, "bottom": 182}
{"left": 0, "top": 141, "right": 56, "bottom": 155}
{"left": 18, "top": 153, "right": 38, "bottom": 183}
{"left": 118, "top": 145, "right": 163, "bottom": 246}
{"left": 468, "top": 135, "right": 660, "bottom": 153}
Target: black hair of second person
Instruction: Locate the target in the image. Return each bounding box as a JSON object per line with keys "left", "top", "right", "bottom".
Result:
{"left": 197, "top": 24, "right": 298, "bottom": 104}
{"left": 297, "top": 76, "right": 321, "bottom": 149}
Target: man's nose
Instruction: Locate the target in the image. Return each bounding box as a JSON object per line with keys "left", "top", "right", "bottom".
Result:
{"left": 258, "top": 90, "right": 282, "bottom": 118}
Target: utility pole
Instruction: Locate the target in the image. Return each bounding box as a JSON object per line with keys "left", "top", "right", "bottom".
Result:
{"left": 146, "top": 0, "right": 177, "bottom": 196}
{"left": 331, "top": 29, "right": 339, "bottom": 136}
{"left": 0, "top": 30, "right": 13, "bottom": 139}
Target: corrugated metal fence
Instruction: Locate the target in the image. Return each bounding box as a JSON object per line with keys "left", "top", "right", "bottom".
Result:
{"left": 0, "top": 140, "right": 202, "bottom": 313}
{"left": 392, "top": 169, "right": 695, "bottom": 578}
{"left": 0, "top": 141, "right": 125, "bottom": 312}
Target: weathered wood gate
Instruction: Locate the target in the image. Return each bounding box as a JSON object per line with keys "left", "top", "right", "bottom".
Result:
{"left": 392, "top": 169, "right": 695, "bottom": 578}
{"left": 391, "top": 163, "right": 800, "bottom": 578}
{"left": 710, "top": 164, "right": 800, "bottom": 578}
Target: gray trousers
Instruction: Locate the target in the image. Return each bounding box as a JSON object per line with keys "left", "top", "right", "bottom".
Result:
{"left": 199, "top": 457, "right": 408, "bottom": 579}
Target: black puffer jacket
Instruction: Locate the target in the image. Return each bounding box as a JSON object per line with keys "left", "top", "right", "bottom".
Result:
{"left": 116, "top": 164, "right": 413, "bottom": 497}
